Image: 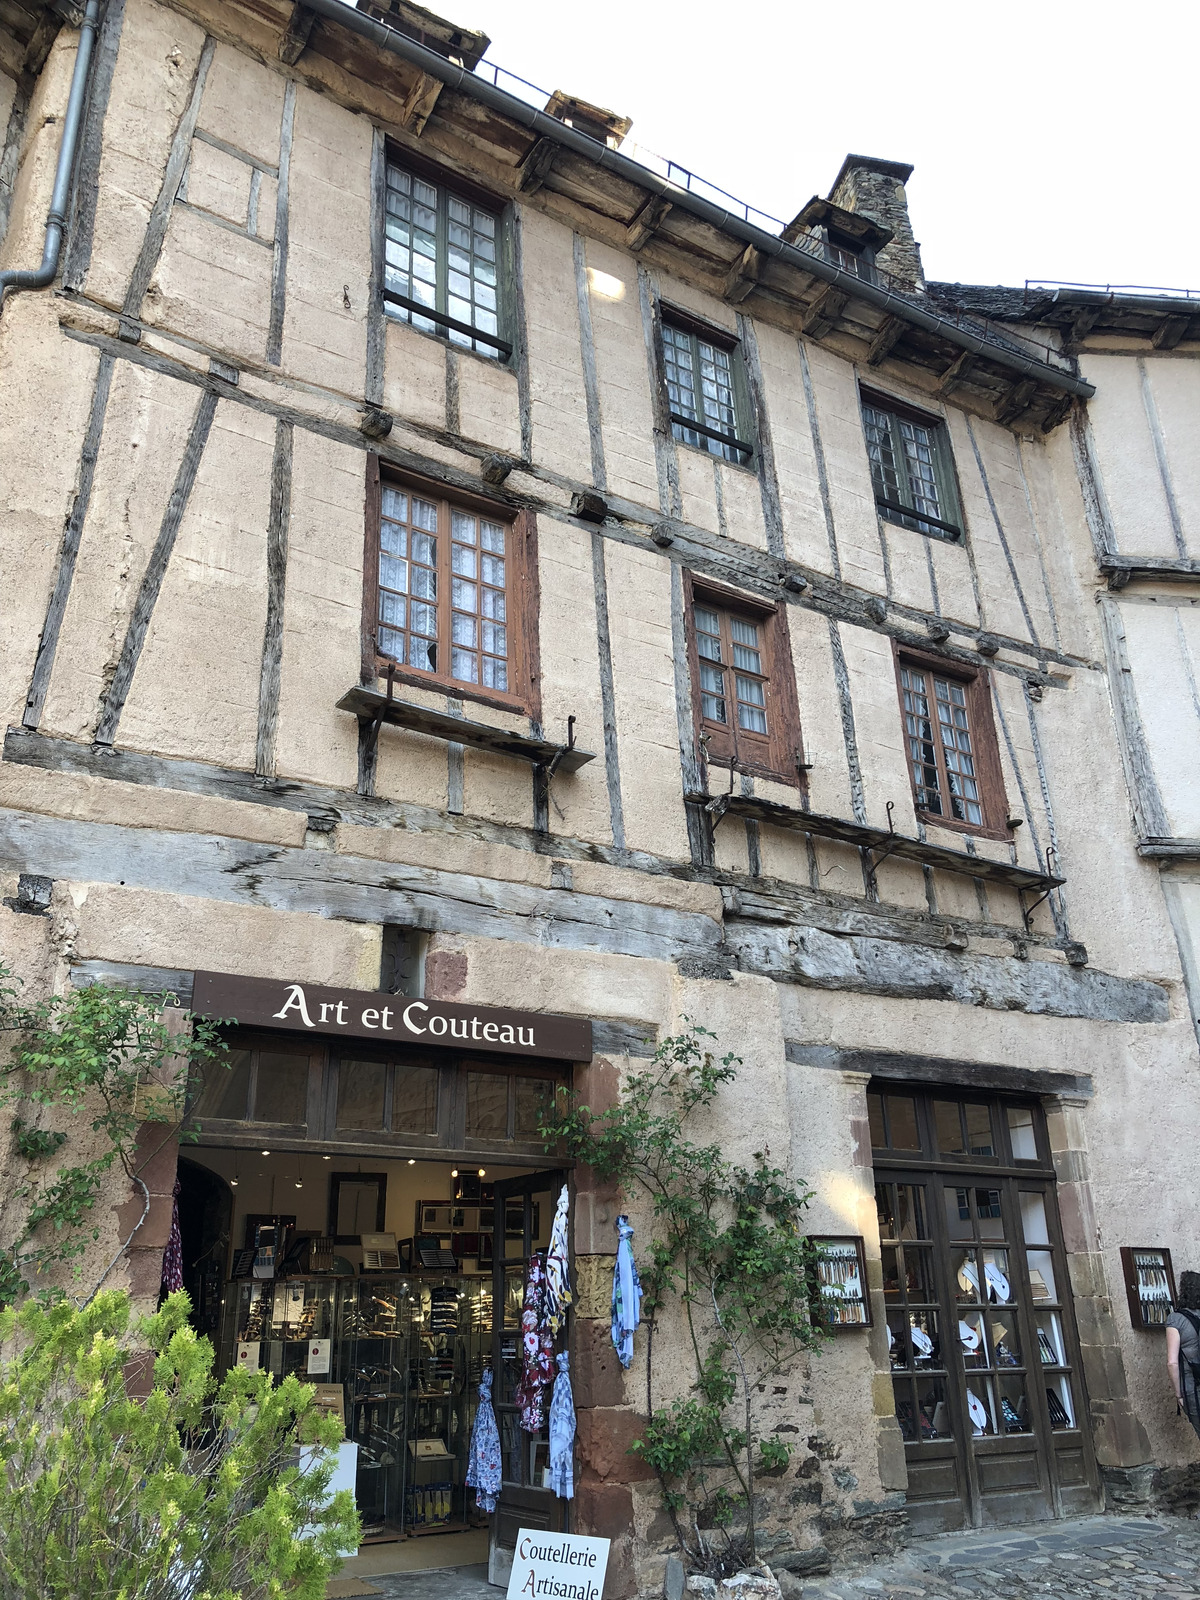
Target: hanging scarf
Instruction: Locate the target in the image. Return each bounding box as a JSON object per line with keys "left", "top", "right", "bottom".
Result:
{"left": 465, "top": 1369, "right": 502, "bottom": 1513}
{"left": 547, "top": 1351, "right": 575, "bottom": 1500}
{"left": 611, "top": 1214, "right": 642, "bottom": 1369}
{"left": 160, "top": 1178, "right": 183, "bottom": 1296}
{"left": 514, "top": 1252, "right": 554, "bottom": 1433}
{"left": 544, "top": 1184, "right": 572, "bottom": 1334}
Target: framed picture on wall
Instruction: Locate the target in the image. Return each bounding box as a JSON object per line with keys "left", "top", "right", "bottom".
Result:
{"left": 328, "top": 1174, "right": 387, "bottom": 1245}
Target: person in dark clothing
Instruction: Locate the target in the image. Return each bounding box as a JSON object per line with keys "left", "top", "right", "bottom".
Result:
{"left": 1166, "top": 1270, "right": 1200, "bottom": 1439}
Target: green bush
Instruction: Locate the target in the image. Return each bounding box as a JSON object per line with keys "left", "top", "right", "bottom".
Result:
{"left": 0, "top": 1289, "right": 359, "bottom": 1600}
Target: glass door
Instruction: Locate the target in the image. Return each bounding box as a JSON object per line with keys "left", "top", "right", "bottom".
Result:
{"left": 487, "top": 1170, "right": 568, "bottom": 1587}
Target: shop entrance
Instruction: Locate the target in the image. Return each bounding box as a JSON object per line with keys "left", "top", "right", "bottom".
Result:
{"left": 869, "top": 1086, "right": 1102, "bottom": 1534}
{"left": 179, "top": 1025, "right": 577, "bottom": 1581}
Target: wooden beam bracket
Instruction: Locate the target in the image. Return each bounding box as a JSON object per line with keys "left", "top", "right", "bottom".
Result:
{"left": 400, "top": 70, "right": 444, "bottom": 137}
{"left": 518, "top": 137, "right": 560, "bottom": 195}
{"left": 994, "top": 378, "right": 1037, "bottom": 426}
{"left": 278, "top": 2, "right": 317, "bottom": 65}
{"left": 723, "top": 243, "right": 763, "bottom": 305}
{"left": 1152, "top": 316, "right": 1191, "bottom": 351}
{"left": 800, "top": 284, "right": 849, "bottom": 340}
{"left": 937, "top": 349, "right": 975, "bottom": 397}
{"left": 626, "top": 194, "right": 673, "bottom": 252}
{"left": 866, "top": 315, "right": 904, "bottom": 366}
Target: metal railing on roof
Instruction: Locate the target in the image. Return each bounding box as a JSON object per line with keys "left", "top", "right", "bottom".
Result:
{"left": 469, "top": 55, "right": 1073, "bottom": 373}
{"left": 1025, "top": 279, "right": 1200, "bottom": 303}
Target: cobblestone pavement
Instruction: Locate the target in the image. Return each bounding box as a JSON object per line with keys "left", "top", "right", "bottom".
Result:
{"left": 803, "top": 1516, "right": 1200, "bottom": 1600}
{"left": 366, "top": 1560, "right": 493, "bottom": 1599}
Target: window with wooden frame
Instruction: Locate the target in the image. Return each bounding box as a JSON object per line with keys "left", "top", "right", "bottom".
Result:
{"left": 894, "top": 646, "right": 1008, "bottom": 839}
{"left": 661, "top": 311, "right": 754, "bottom": 466}
{"left": 383, "top": 156, "right": 509, "bottom": 360}
{"left": 860, "top": 388, "right": 962, "bottom": 541}
{"left": 685, "top": 577, "right": 802, "bottom": 785}
{"left": 363, "top": 463, "right": 539, "bottom": 715}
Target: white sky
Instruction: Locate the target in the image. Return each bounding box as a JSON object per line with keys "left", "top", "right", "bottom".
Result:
{"left": 454, "top": 0, "right": 1200, "bottom": 293}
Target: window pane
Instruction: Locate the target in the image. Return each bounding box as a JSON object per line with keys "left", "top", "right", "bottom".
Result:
{"left": 384, "top": 164, "right": 502, "bottom": 353}
{"left": 337, "top": 1059, "right": 387, "bottom": 1131}
{"left": 933, "top": 1099, "right": 964, "bottom": 1154}
{"left": 885, "top": 1094, "right": 920, "bottom": 1150}
{"left": 867, "top": 1092, "right": 886, "bottom": 1148}
{"left": 191, "top": 1048, "right": 251, "bottom": 1120}
{"left": 964, "top": 1103, "right": 994, "bottom": 1156}
{"left": 466, "top": 1072, "right": 508, "bottom": 1138}
{"left": 514, "top": 1076, "right": 551, "bottom": 1137}
{"left": 392, "top": 1065, "right": 438, "bottom": 1134}
{"left": 1008, "top": 1106, "right": 1038, "bottom": 1160}
{"left": 900, "top": 666, "right": 942, "bottom": 815}
{"left": 934, "top": 677, "right": 983, "bottom": 825}
{"left": 254, "top": 1052, "right": 307, "bottom": 1124}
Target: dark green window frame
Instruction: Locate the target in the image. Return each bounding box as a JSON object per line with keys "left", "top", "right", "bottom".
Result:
{"left": 383, "top": 156, "right": 511, "bottom": 360}
{"left": 661, "top": 312, "right": 754, "bottom": 466}
{"left": 860, "top": 389, "right": 962, "bottom": 541}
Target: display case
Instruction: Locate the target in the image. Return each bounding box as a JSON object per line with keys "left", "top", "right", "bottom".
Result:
{"left": 1120, "top": 1246, "right": 1177, "bottom": 1329}
{"left": 222, "top": 1277, "right": 338, "bottom": 1380}
{"left": 810, "top": 1235, "right": 871, "bottom": 1328}
{"left": 338, "top": 1278, "right": 413, "bottom": 1539}
{"left": 405, "top": 1278, "right": 491, "bottom": 1532}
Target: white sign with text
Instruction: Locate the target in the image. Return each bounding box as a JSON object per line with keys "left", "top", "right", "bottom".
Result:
{"left": 506, "top": 1530, "right": 610, "bottom": 1600}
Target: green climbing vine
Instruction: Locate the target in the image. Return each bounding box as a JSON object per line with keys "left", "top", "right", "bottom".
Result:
{"left": 541, "top": 1023, "right": 828, "bottom": 1569}
{"left": 0, "top": 964, "right": 227, "bottom": 1305}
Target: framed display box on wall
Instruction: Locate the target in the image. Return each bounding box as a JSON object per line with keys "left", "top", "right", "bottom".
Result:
{"left": 1120, "top": 1246, "right": 1177, "bottom": 1328}
{"left": 810, "top": 1235, "right": 871, "bottom": 1328}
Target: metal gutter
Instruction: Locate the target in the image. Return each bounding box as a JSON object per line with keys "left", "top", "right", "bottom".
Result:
{"left": 0, "top": 0, "right": 101, "bottom": 316}
{"left": 304, "top": 0, "right": 1095, "bottom": 400}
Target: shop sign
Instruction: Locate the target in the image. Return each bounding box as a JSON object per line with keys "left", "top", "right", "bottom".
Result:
{"left": 507, "top": 1531, "right": 610, "bottom": 1600}
{"left": 191, "top": 971, "right": 593, "bottom": 1061}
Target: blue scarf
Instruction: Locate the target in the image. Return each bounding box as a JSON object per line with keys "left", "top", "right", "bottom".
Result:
{"left": 611, "top": 1214, "right": 642, "bottom": 1369}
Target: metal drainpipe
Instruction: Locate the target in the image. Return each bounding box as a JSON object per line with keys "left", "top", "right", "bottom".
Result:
{"left": 0, "top": 0, "right": 102, "bottom": 316}
{"left": 299, "top": 0, "right": 1094, "bottom": 401}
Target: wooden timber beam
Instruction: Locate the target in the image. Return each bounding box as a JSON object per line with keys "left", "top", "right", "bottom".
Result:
{"left": 399, "top": 70, "right": 444, "bottom": 136}
{"left": 866, "top": 315, "right": 905, "bottom": 366}
{"left": 626, "top": 194, "right": 672, "bottom": 252}
{"left": 1065, "top": 307, "right": 1100, "bottom": 351}
{"left": 994, "top": 377, "right": 1037, "bottom": 426}
{"left": 278, "top": 2, "right": 317, "bottom": 65}
{"left": 937, "top": 348, "right": 975, "bottom": 397}
{"left": 1152, "top": 316, "right": 1191, "bottom": 350}
{"left": 518, "top": 136, "right": 559, "bottom": 195}
{"left": 1040, "top": 393, "right": 1074, "bottom": 434}
{"left": 800, "top": 283, "right": 848, "bottom": 339}
{"left": 723, "top": 243, "right": 764, "bottom": 304}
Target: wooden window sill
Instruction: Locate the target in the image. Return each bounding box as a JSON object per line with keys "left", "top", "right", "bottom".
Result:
{"left": 338, "top": 686, "right": 595, "bottom": 772}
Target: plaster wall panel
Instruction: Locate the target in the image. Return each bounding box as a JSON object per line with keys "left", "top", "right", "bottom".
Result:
{"left": 788, "top": 605, "right": 853, "bottom": 820}
{"left": 655, "top": 275, "right": 736, "bottom": 336}
{"left": 802, "top": 342, "right": 886, "bottom": 594}
{"left": 930, "top": 865, "right": 988, "bottom": 924}
{"left": 945, "top": 410, "right": 1029, "bottom": 644}
{"left": 149, "top": 204, "right": 273, "bottom": 362}
{"left": 281, "top": 85, "right": 371, "bottom": 397}
{"left": 455, "top": 350, "right": 522, "bottom": 457}
{"left": 582, "top": 240, "right": 658, "bottom": 507}
{"left": 72, "top": 881, "right": 381, "bottom": 988}
{"left": 928, "top": 524, "right": 980, "bottom": 630}
{"left": 0, "top": 303, "right": 103, "bottom": 727}
{"left": 449, "top": 934, "right": 673, "bottom": 1027}
{"left": 674, "top": 442, "right": 719, "bottom": 536}
{"left": 82, "top": 0, "right": 207, "bottom": 308}
{"left": 1079, "top": 353, "right": 1177, "bottom": 558}
{"left": 116, "top": 400, "right": 273, "bottom": 768}
{"left": 838, "top": 622, "right": 912, "bottom": 830}
{"left": 462, "top": 745, "right": 534, "bottom": 828}
{"left": 272, "top": 429, "right": 363, "bottom": 791}
{"left": 255, "top": 174, "right": 278, "bottom": 243}
{"left": 1118, "top": 599, "right": 1200, "bottom": 837}
{"left": 536, "top": 519, "right": 613, "bottom": 848}
{"left": 1026, "top": 430, "right": 1101, "bottom": 662}
{"left": 711, "top": 819, "right": 750, "bottom": 875}
{"left": 1141, "top": 356, "right": 1200, "bottom": 556}
{"left": 337, "top": 820, "right": 554, "bottom": 887}
{"left": 372, "top": 724, "right": 449, "bottom": 810}
{"left": 814, "top": 837, "right": 866, "bottom": 903}
{"left": 880, "top": 518, "right": 934, "bottom": 613}
{"left": 753, "top": 820, "right": 810, "bottom": 888}
{"left": 519, "top": 207, "right": 591, "bottom": 480}
{"left": 195, "top": 40, "right": 285, "bottom": 169}
{"left": 382, "top": 318, "right": 447, "bottom": 431}
{"left": 986, "top": 672, "right": 1051, "bottom": 880}
{"left": 750, "top": 322, "right": 831, "bottom": 574}
{"left": 969, "top": 417, "right": 1058, "bottom": 647}
{"left": 716, "top": 458, "right": 768, "bottom": 550}
{"left": 1035, "top": 665, "right": 1182, "bottom": 982}
{"left": 2, "top": 41, "right": 78, "bottom": 266}
{"left": 604, "top": 540, "right": 691, "bottom": 860}
{"left": 0, "top": 762, "right": 307, "bottom": 846}
{"left": 39, "top": 362, "right": 198, "bottom": 740}
{"left": 182, "top": 138, "right": 251, "bottom": 227}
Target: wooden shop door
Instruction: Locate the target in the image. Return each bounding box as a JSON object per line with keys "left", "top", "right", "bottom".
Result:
{"left": 872, "top": 1088, "right": 1100, "bottom": 1534}
{"left": 487, "top": 1169, "right": 570, "bottom": 1587}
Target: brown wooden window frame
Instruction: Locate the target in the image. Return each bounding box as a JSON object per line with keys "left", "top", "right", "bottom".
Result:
{"left": 362, "top": 457, "right": 541, "bottom": 719}
{"left": 892, "top": 642, "right": 1009, "bottom": 841}
{"left": 684, "top": 573, "right": 803, "bottom": 787}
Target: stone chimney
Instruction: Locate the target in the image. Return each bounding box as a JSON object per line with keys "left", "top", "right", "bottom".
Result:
{"left": 828, "top": 155, "right": 924, "bottom": 293}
